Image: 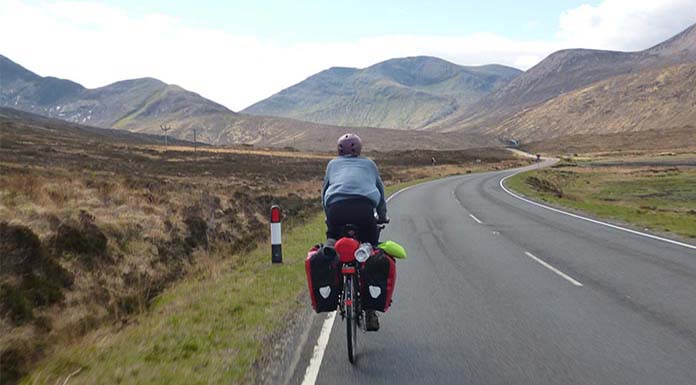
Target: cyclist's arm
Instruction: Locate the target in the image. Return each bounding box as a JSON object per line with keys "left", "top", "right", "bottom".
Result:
{"left": 321, "top": 165, "right": 331, "bottom": 208}
{"left": 375, "top": 172, "right": 387, "bottom": 220}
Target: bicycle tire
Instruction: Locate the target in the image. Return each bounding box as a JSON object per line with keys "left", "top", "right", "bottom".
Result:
{"left": 345, "top": 275, "right": 357, "bottom": 363}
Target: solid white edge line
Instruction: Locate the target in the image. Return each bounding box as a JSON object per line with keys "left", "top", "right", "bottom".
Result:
{"left": 525, "top": 252, "right": 583, "bottom": 287}
{"left": 469, "top": 214, "right": 483, "bottom": 224}
{"left": 386, "top": 182, "right": 420, "bottom": 203}
{"left": 300, "top": 312, "right": 336, "bottom": 385}
{"left": 300, "top": 180, "right": 430, "bottom": 385}
{"left": 499, "top": 172, "right": 696, "bottom": 250}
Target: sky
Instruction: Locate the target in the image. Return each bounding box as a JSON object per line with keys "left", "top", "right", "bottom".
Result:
{"left": 1, "top": 0, "right": 695, "bottom": 111}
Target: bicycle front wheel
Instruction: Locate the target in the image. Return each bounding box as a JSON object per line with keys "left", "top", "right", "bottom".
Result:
{"left": 345, "top": 275, "right": 358, "bottom": 364}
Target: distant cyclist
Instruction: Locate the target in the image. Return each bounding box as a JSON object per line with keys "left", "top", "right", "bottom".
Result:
{"left": 321, "top": 133, "right": 387, "bottom": 330}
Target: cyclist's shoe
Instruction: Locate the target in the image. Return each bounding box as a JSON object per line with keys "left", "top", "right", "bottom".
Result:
{"left": 365, "top": 310, "right": 380, "bottom": 331}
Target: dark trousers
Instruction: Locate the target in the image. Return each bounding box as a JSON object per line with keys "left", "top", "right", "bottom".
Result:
{"left": 325, "top": 198, "right": 379, "bottom": 245}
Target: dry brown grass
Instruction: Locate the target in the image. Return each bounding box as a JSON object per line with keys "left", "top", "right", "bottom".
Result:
{"left": 144, "top": 144, "right": 334, "bottom": 160}
{"left": 0, "top": 162, "right": 321, "bottom": 384}
{"left": 522, "top": 126, "right": 696, "bottom": 156}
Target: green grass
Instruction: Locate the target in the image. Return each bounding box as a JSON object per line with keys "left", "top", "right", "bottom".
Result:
{"left": 21, "top": 178, "right": 435, "bottom": 385}
{"left": 505, "top": 166, "right": 696, "bottom": 238}
{"left": 112, "top": 89, "right": 165, "bottom": 129}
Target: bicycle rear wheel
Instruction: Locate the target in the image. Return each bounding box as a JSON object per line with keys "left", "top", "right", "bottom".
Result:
{"left": 345, "top": 275, "right": 358, "bottom": 364}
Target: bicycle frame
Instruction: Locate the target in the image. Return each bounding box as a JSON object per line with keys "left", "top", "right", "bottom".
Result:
{"left": 340, "top": 261, "right": 364, "bottom": 325}
{"left": 339, "top": 258, "right": 363, "bottom": 364}
{"left": 334, "top": 219, "right": 387, "bottom": 364}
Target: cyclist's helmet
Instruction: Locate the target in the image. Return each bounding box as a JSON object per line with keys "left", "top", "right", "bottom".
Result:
{"left": 337, "top": 133, "right": 362, "bottom": 156}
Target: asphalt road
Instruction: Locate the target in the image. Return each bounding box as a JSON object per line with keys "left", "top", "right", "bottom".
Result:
{"left": 305, "top": 160, "right": 696, "bottom": 385}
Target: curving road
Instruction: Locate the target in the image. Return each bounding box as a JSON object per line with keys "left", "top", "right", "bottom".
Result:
{"left": 298, "top": 160, "right": 696, "bottom": 385}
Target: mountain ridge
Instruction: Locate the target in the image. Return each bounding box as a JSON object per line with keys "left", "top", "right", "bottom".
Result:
{"left": 0, "top": 55, "right": 498, "bottom": 150}
{"left": 3, "top": 22, "right": 695, "bottom": 149}
{"left": 491, "top": 62, "right": 696, "bottom": 141}
{"left": 433, "top": 22, "right": 696, "bottom": 133}
{"left": 243, "top": 55, "right": 522, "bottom": 129}
{"left": 0, "top": 54, "right": 231, "bottom": 128}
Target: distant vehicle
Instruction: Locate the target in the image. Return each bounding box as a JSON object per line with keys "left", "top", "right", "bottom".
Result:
{"left": 504, "top": 138, "right": 520, "bottom": 148}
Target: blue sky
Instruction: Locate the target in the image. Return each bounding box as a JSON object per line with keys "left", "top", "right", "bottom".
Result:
{"left": 97, "top": 0, "right": 599, "bottom": 42}
{"left": 1, "top": 0, "right": 694, "bottom": 109}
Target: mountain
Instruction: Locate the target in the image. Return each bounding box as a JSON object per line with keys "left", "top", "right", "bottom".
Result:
{"left": 434, "top": 22, "right": 696, "bottom": 133}
{"left": 243, "top": 56, "right": 522, "bottom": 129}
{"left": 0, "top": 55, "right": 497, "bottom": 150}
{"left": 0, "top": 55, "right": 230, "bottom": 128}
{"left": 491, "top": 62, "right": 696, "bottom": 141}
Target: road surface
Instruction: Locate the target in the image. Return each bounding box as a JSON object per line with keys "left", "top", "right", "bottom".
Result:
{"left": 299, "top": 160, "right": 696, "bottom": 385}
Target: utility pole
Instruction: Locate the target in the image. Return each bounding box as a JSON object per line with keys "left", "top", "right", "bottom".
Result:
{"left": 193, "top": 128, "right": 197, "bottom": 154}
{"left": 160, "top": 124, "right": 171, "bottom": 147}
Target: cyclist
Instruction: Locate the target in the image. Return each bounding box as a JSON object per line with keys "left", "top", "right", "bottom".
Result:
{"left": 322, "top": 133, "right": 387, "bottom": 331}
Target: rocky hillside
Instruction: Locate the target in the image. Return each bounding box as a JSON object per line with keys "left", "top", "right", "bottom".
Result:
{"left": 124, "top": 111, "right": 498, "bottom": 151}
{"left": 434, "top": 22, "right": 696, "bottom": 133}
{"left": 492, "top": 62, "right": 696, "bottom": 140}
{"left": 0, "top": 107, "right": 196, "bottom": 146}
{"left": 0, "top": 55, "right": 230, "bottom": 128}
{"left": 0, "top": 55, "right": 497, "bottom": 150}
{"left": 243, "top": 56, "right": 521, "bottom": 129}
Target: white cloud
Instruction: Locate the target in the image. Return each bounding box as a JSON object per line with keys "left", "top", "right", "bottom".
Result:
{"left": 0, "top": 0, "right": 694, "bottom": 110}
{"left": 558, "top": 0, "right": 696, "bottom": 51}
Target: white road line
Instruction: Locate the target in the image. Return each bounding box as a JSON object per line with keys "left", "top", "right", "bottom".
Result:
{"left": 300, "top": 181, "right": 430, "bottom": 385}
{"left": 386, "top": 182, "right": 420, "bottom": 203}
{"left": 499, "top": 173, "right": 696, "bottom": 250}
{"left": 300, "top": 312, "right": 336, "bottom": 385}
{"left": 469, "top": 214, "right": 483, "bottom": 224}
{"left": 525, "top": 252, "right": 583, "bottom": 287}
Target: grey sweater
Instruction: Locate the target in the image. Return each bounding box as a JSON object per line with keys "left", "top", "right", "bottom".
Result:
{"left": 321, "top": 156, "right": 387, "bottom": 219}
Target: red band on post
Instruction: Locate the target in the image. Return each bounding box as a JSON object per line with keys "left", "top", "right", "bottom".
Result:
{"left": 271, "top": 205, "right": 281, "bottom": 223}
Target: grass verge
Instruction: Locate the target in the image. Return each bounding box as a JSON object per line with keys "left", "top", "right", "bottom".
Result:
{"left": 505, "top": 164, "right": 696, "bottom": 239}
{"left": 20, "top": 178, "right": 437, "bottom": 385}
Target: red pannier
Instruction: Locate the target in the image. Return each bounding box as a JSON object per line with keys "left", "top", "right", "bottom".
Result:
{"left": 305, "top": 245, "right": 341, "bottom": 313}
{"left": 360, "top": 249, "right": 396, "bottom": 312}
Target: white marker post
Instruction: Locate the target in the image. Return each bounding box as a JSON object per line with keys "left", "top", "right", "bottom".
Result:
{"left": 271, "top": 205, "right": 282, "bottom": 263}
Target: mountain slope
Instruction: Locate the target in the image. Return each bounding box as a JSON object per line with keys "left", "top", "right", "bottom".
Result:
{"left": 492, "top": 62, "right": 696, "bottom": 141}
{"left": 1, "top": 55, "right": 498, "bottom": 150}
{"left": 0, "top": 106, "right": 195, "bottom": 146}
{"left": 243, "top": 56, "right": 521, "bottom": 129}
{"left": 125, "top": 111, "right": 498, "bottom": 151}
{"left": 0, "top": 55, "right": 231, "bottom": 128}
{"left": 435, "top": 22, "right": 696, "bottom": 132}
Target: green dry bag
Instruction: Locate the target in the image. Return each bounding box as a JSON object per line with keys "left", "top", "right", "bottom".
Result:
{"left": 378, "top": 240, "right": 407, "bottom": 259}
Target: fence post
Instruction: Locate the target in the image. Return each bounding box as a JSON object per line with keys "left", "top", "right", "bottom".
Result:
{"left": 271, "top": 205, "right": 282, "bottom": 263}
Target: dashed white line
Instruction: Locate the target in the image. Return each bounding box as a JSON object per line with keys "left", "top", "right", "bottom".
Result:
{"left": 525, "top": 252, "right": 583, "bottom": 287}
{"left": 469, "top": 214, "right": 483, "bottom": 224}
